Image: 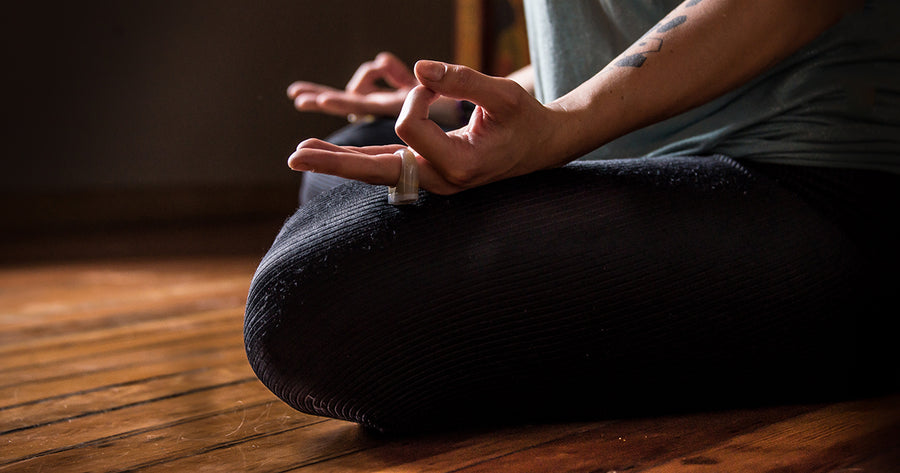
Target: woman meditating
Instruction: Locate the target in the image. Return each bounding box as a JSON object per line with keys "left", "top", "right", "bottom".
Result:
{"left": 244, "top": 0, "right": 899, "bottom": 433}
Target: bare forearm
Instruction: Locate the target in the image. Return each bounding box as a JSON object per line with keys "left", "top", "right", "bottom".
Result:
{"left": 547, "top": 0, "right": 862, "bottom": 164}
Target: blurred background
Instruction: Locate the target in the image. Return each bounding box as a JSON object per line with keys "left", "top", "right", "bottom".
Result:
{"left": 1, "top": 0, "right": 527, "bottom": 263}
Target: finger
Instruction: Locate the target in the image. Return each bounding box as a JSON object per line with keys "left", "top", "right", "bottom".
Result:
{"left": 290, "top": 139, "right": 456, "bottom": 194}
{"left": 345, "top": 60, "right": 381, "bottom": 95}
{"left": 374, "top": 52, "right": 418, "bottom": 89}
{"left": 289, "top": 81, "right": 342, "bottom": 112}
{"left": 288, "top": 139, "right": 402, "bottom": 186}
{"left": 293, "top": 90, "right": 357, "bottom": 114}
{"left": 296, "top": 139, "right": 405, "bottom": 157}
{"left": 346, "top": 52, "right": 416, "bottom": 94}
{"left": 414, "top": 60, "right": 521, "bottom": 114}
{"left": 344, "top": 144, "right": 408, "bottom": 155}
{"left": 287, "top": 81, "right": 335, "bottom": 100}
{"left": 313, "top": 91, "right": 401, "bottom": 117}
{"left": 293, "top": 92, "right": 324, "bottom": 111}
{"left": 394, "top": 86, "right": 460, "bottom": 172}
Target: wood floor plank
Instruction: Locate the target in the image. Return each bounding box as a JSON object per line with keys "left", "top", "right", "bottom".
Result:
{"left": 1, "top": 321, "right": 241, "bottom": 383}
{"left": 0, "top": 377, "right": 275, "bottom": 465}
{"left": 1, "top": 400, "right": 326, "bottom": 473}
{"left": 0, "top": 259, "right": 254, "bottom": 315}
{"left": 632, "top": 394, "right": 900, "bottom": 473}
{"left": 122, "top": 421, "right": 595, "bottom": 473}
{"left": 2, "top": 362, "right": 255, "bottom": 434}
{"left": 6, "top": 398, "right": 334, "bottom": 471}
{"left": 0, "top": 308, "right": 241, "bottom": 370}
{"left": 305, "top": 404, "right": 814, "bottom": 473}
{"left": 842, "top": 442, "right": 900, "bottom": 473}
{"left": 122, "top": 419, "right": 372, "bottom": 473}
{"left": 2, "top": 256, "right": 897, "bottom": 472}
{"left": 0, "top": 333, "right": 245, "bottom": 407}
{"left": 0, "top": 257, "right": 257, "bottom": 297}
{"left": 0, "top": 284, "right": 247, "bottom": 345}
{"left": 0, "top": 258, "right": 256, "bottom": 344}
{"left": 290, "top": 423, "right": 602, "bottom": 473}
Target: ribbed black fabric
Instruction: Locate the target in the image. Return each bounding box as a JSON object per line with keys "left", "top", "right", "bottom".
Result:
{"left": 246, "top": 153, "right": 897, "bottom": 433}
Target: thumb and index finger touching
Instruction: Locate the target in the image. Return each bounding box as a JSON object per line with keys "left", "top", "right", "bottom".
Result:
{"left": 346, "top": 52, "right": 418, "bottom": 94}
{"left": 292, "top": 57, "right": 526, "bottom": 193}
{"left": 413, "top": 60, "right": 519, "bottom": 112}
{"left": 289, "top": 52, "right": 418, "bottom": 116}
{"left": 396, "top": 60, "right": 522, "bottom": 182}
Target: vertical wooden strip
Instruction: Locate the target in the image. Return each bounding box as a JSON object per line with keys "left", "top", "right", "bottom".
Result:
{"left": 455, "top": 0, "right": 484, "bottom": 70}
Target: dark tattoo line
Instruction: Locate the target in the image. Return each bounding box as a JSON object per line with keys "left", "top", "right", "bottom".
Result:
{"left": 656, "top": 15, "right": 687, "bottom": 33}
{"left": 614, "top": 0, "right": 703, "bottom": 69}
{"left": 615, "top": 38, "right": 662, "bottom": 68}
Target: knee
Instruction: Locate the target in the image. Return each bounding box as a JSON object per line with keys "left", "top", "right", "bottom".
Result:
{"left": 244, "top": 239, "right": 386, "bottom": 428}
{"left": 243, "top": 182, "right": 435, "bottom": 430}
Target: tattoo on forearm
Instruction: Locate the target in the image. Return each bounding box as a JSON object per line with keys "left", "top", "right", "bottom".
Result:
{"left": 656, "top": 15, "right": 687, "bottom": 32}
{"left": 615, "top": 38, "right": 663, "bottom": 68}
{"left": 614, "top": 0, "right": 703, "bottom": 68}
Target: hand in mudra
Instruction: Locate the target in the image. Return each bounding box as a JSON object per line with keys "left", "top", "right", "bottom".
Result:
{"left": 289, "top": 60, "right": 565, "bottom": 195}
{"left": 287, "top": 52, "right": 417, "bottom": 119}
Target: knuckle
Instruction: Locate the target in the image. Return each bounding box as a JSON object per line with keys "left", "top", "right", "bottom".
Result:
{"left": 315, "top": 92, "right": 335, "bottom": 106}
{"left": 495, "top": 78, "right": 524, "bottom": 109}
{"left": 449, "top": 65, "right": 474, "bottom": 90}
{"left": 444, "top": 165, "right": 479, "bottom": 188}
{"left": 393, "top": 116, "right": 414, "bottom": 138}
{"left": 374, "top": 51, "right": 394, "bottom": 64}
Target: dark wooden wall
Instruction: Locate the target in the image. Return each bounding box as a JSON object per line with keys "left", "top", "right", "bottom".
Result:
{"left": 2, "top": 1, "right": 455, "bottom": 260}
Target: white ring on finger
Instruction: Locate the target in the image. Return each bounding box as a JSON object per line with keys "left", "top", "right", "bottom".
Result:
{"left": 388, "top": 148, "right": 419, "bottom": 205}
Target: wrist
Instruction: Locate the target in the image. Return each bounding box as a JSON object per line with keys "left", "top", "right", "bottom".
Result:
{"left": 543, "top": 99, "right": 612, "bottom": 165}
{"left": 544, "top": 69, "right": 639, "bottom": 163}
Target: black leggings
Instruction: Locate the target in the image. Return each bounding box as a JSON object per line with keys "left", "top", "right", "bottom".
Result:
{"left": 245, "top": 121, "right": 898, "bottom": 433}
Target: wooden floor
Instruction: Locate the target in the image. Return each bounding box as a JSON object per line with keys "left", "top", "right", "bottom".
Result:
{"left": 2, "top": 254, "right": 899, "bottom": 472}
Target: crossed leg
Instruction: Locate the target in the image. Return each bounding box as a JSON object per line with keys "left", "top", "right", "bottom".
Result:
{"left": 246, "top": 154, "right": 893, "bottom": 433}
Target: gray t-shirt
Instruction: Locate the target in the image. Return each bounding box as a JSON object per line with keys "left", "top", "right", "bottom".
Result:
{"left": 523, "top": 0, "right": 900, "bottom": 173}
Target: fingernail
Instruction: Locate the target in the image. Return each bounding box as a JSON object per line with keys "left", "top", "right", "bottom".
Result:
{"left": 287, "top": 152, "right": 310, "bottom": 171}
{"left": 418, "top": 61, "right": 446, "bottom": 82}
